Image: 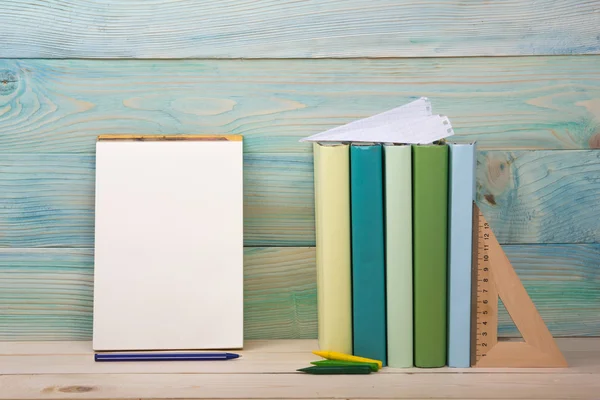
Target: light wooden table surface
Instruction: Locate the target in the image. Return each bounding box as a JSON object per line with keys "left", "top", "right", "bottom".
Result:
{"left": 1, "top": 338, "right": 598, "bottom": 399}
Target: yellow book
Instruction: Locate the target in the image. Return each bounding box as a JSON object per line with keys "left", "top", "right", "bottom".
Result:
{"left": 312, "top": 350, "right": 383, "bottom": 369}
{"left": 313, "top": 142, "right": 352, "bottom": 354}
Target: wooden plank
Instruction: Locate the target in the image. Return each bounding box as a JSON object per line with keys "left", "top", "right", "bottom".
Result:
{"left": 2, "top": 151, "right": 599, "bottom": 247}
{"left": 1, "top": 1, "right": 599, "bottom": 58}
{"left": 1, "top": 58, "right": 600, "bottom": 153}
{"left": 0, "top": 352, "right": 318, "bottom": 376}
{"left": 0, "top": 248, "right": 316, "bottom": 341}
{"left": 499, "top": 244, "right": 600, "bottom": 337}
{"left": 244, "top": 154, "right": 314, "bottom": 246}
{"left": 1, "top": 372, "right": 597, "bottom": 399}
{"left": 477, "top": 150, "right": 600, "bottom": 244}
{"left": 0, "top": 338, "right": 597, "bottom": 375}
{"left": 0, "top": 353, "right": 590, "bottom": 376}
{"left": 0, "top": 153, "right": 314, "bottom": 247}
{"left": 0, "top": 245, "right": 598, "bottom": 341}
{"left": 0, "top": 339, "right": 317, "bottom": 356}
{"left": 243, "top": 248, "right": 316, "bottom": 339}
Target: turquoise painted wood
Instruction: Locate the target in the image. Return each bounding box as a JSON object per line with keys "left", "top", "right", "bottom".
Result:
{"left": 0, "top": 247, "right": 316, "bottom": 341}
{"left": 0, "top": 245, "right": 596, "bottom": 341}
{"left": 1, "top": 151, "right": 598, "bottom": 247}
{"left": 0, "top": 0, "right": 595, "bottom": 345}
{"left": 0, "top": 153, "right": 314, "bottom": 248}
{"left": 477, "top": 150, "right": 600, "bottom": 244}
{"left": 1, "top": 58, "right": 600, "bottom": 153}
{"left": 0, "top": 1, "right": 598, "bottom": 58}
{"left": 497, "top": 244, "right": 600, "bottom": 337}
{"left": 244, "top": 154, "right": 314, "bottom": 246}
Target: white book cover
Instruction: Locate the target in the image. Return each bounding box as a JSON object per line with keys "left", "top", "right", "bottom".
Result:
{"left": 92, "top": 135, "right": 244, "bottom": 351}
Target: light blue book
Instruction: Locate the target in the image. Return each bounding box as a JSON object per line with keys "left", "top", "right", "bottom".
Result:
{"left": 447, "top": 142, "right": 476, "bottom": 368}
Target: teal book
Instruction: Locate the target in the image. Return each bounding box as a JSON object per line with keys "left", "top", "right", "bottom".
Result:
{"left": 412, "top": 144, "right": 449, "bottom": 368}
{"left": 350, "top": 144, "right": 386, "bottom": 366}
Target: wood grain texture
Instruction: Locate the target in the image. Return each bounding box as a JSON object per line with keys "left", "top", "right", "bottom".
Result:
{"left": 0, "top": 245, "right": 597, "bottom": 341}
{"left": 498, "top": 244, "right": 600, "bottom": 337}
{"left": 2, "top": 371, "right": 598, "bottom": 399}
{"left": 243, "top": 247, "right": 316, "bottom": 339}
{"left": 1, "top": 58, "right": 600, "bottom": 153}
{"left": 1, "top": 1, "right": 599, "bottom": 58}
{"left": 0, "top": 339, "right": 318, "bottom": 355}
{"left": 2, "top": 151, "right": 598, "bottom": 247}
{"left": 0, "top": 338, "right": 596, "bottom": 374}
{"left": 0, "top": 248, "right": 316, "bottom": 341}
{"left": 244, "top": 154, "right": 314, "bottom": 247}
{"left": 477, "top": 150, "right": 600, "bottom": 244}
{"left": 0, "top": 153, "right": 314, "bottom": 247}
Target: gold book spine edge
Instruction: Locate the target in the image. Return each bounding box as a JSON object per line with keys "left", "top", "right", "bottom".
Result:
{"left": 97, "top": 135, "right": 243, "bottom": 142}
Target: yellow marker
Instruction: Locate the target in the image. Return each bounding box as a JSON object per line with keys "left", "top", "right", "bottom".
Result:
{"left": 312, "top": 350, "right": 382, "bottom": 369}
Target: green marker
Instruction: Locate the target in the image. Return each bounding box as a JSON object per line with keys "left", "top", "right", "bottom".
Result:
{"left": 297, "top": 365, "right": 372, "bottom": 375}
{"left": 310, "top": 359, "right": 379, "bottom": 372}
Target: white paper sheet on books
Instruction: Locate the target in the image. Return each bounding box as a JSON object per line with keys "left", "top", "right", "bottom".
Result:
{"left": 299, "top": 97, "right": 454, "bottom": 144}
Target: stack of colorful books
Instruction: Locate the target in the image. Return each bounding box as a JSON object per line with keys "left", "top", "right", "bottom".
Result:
{"left": 311, "top": 101, "right": 476, "bottom": 368}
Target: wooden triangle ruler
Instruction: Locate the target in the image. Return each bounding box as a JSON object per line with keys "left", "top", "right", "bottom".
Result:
{"left": 470, "top": 203, "right": 567, "bottom": 368}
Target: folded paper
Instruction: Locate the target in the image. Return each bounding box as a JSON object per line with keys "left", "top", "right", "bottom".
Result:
{"left": 300, "top": 97, "right": 454, "bottom": 144}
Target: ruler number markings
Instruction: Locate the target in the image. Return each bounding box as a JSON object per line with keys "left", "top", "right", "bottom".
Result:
{"left": 476, "top": 217, "right": 492, "bottom": 360}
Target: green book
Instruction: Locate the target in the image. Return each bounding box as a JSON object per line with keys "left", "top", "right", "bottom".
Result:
{"left": 384, "top": 144, "right": 413, "bottom": 368}
{"left": 310, "top": 359, "right": 379, "bottom": 372}
{"left": 412, "top": 144, "right": 449, "bottom": 368}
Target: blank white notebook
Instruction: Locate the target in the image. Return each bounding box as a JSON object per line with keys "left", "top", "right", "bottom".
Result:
{"left": 92, "top": 136, "right": 244, "bottom": 351}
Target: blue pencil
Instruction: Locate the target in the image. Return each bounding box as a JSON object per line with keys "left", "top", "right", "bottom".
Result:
{"left": 94, "top": 352, "right": 240, "bottom": 362}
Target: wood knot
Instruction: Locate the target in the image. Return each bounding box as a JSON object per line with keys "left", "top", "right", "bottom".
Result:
{"left": 484, "top": 194, "right": 496, "bottom": 205}
{"left": 484, "top": 154, "right": 511, "bottom": 193}
{"left": 58, "top": 386, "right": 96, "bottom": 393}
{"left": 589, "top": 132, "right": 600, "bottom": 149}
{"left": 0, "top": 70, "right": 18, "bottom": 95}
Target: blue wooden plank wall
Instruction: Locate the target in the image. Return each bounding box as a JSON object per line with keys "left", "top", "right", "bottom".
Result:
{"left": 1, "top": 0, "right": 599, "bottom": 58}
{"left": 0, "top": 1, "right": 598, "bottom": 340}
